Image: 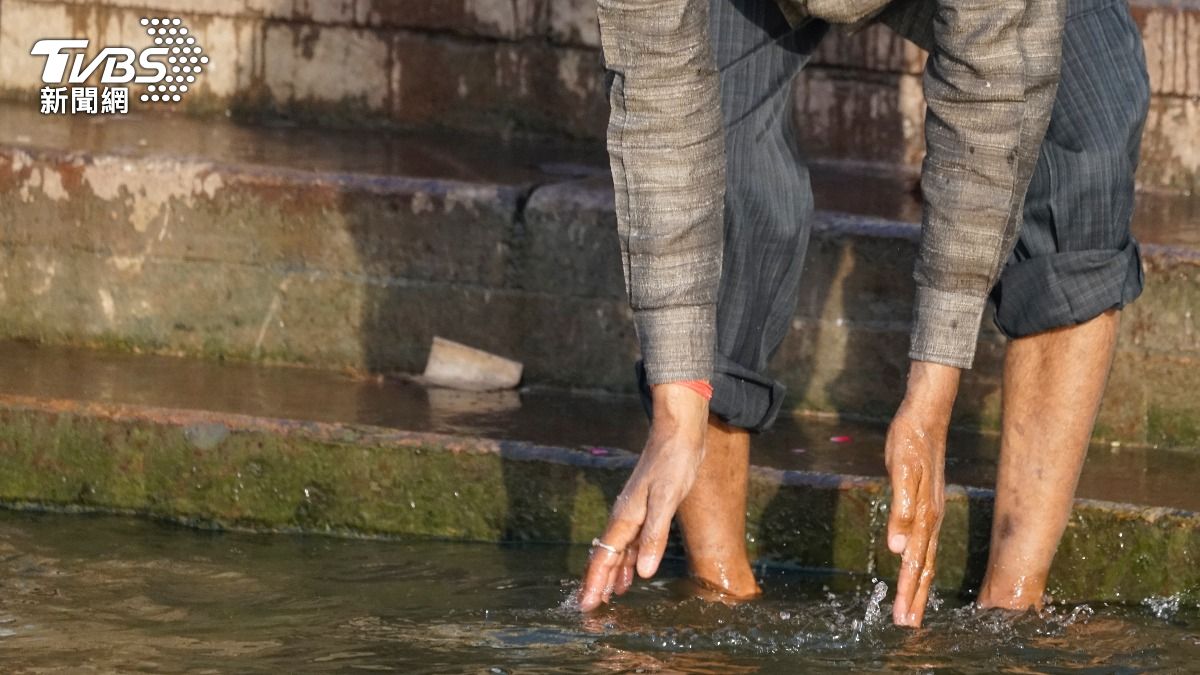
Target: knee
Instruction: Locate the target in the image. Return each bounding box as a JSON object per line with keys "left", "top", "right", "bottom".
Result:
{"left": 1073, "top": 103, "right": 1149, "bottom": 190}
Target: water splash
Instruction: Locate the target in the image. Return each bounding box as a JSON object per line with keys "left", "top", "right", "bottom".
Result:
{"left": 852, "top": 580, "right": 890, "bottom": 640}
{"left": 1143, "top": 594, "right": 1183, "bottom": 621}
{"left": 1061, "top": 603, "right": 1095, "bottom": 627}
{"left": 926, "top": 587, "right": 944, "bottom": 614}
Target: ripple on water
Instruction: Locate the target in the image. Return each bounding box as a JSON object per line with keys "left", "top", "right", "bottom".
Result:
{"left": 0, "top": 512, "right": 1195, "bottom": 673}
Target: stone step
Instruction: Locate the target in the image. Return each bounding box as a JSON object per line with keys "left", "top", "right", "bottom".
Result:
{"left": 0, "top": 0, "right": 1196, "bottom": 191}
{"left": 0, "top": 102, "right": 1196, "bottom": 447}
{"left": 0, "top": 339, "right": 1195, "bottom": 602}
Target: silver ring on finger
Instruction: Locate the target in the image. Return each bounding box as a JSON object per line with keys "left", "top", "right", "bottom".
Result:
{"left": 591, "top": 537, "right": 622, "bottom": 555}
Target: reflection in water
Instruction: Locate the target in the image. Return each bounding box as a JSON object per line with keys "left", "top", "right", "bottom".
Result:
{"left": 1, "top": 340, "right": 1199, "bottom": 512}
{"left": 425, "top": 385, "right": 523, "bottom": 436}
{"left": 0, "top": 512, "right": 1195, "bottom": 673}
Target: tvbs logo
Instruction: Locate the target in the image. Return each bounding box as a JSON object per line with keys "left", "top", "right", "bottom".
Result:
{"left": 32, "top": 17, "right": 207, "bottom": 115}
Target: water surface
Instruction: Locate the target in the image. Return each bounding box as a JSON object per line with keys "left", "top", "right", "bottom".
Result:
{"left": 0, "top": 512, "right": 1195, "bottom": 673}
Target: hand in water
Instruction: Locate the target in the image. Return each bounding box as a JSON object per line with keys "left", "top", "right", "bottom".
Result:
{"left": 576, "top": 383, "right": 709, "bottom": 612}
{"left": 885, "top": 362, "right": 959, "bottom": 628}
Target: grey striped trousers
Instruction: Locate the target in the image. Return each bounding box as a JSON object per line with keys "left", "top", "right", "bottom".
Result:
{"left": 637, "top": 0, "right": 1149, "bottom": 431}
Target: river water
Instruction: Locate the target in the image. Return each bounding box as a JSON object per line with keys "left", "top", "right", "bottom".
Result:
{"left": 0, "top": 511, "right": 1195, "bottom": 673}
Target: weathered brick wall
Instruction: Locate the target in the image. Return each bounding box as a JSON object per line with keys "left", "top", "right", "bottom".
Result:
{"left": 1134, "top": 3, "right": 1200, "bottom": 194}
{"left": 0, "top": 0, "right": 1195, "bottom": 187}
{"left": 800, "top": 6, "right": 1200, "bottom": 194}
{"left": 0, "top": 0, "right": 607, "bottom": 139}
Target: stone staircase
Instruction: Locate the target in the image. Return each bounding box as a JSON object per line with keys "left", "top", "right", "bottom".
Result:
{"left": 0, "top": 339, "right": 1194, "bottom": 602}
{"left": 0, "top": 0, "right": 1196, "bottom": 449}
{"left": 1, "top": 103, "right": 1196, "bottom": 448}
{"left": 0, "top": 0, "right": 1197, "bottom": 601}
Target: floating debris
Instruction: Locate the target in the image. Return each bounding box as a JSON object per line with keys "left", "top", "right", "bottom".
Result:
{"left": 419, "top": 337, "right": 523, "bottom": 391}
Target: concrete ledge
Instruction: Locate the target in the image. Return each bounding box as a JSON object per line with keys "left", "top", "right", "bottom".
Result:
{"left": 0, "top": 391, "right": 1194, "bottom": 603}
{"left": 0, "top": 108, "right": 1197, "bottom": 446}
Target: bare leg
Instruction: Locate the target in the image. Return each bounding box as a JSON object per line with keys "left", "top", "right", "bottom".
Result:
{"left": 675, "top": 416, "right": 761, "bottom": 598}
{"left": 978, "top": 310, "right": 1120, "bottom": 609}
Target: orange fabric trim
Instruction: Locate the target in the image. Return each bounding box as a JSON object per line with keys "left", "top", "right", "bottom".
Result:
{"left": 673, "top": 379, "right": 714, "bottom": 401}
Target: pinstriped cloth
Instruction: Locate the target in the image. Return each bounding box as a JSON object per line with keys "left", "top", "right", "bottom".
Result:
{"left": 597, "top": 0, "right": 1064, "bottom": 383}
{"left": 630, "top": 0, "right": 1147, "bottom": 431}
{"left": 990, "top": 0, "right": 1148, "bottom": 338}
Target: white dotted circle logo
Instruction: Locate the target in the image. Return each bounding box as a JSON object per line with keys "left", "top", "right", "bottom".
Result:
{"left": 138, "top": 17, "right": 207, "bottom": 104}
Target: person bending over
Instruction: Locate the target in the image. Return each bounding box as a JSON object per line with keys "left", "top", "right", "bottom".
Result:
{"left": 578, "top": 0, "right": 1148, "bottom": 627}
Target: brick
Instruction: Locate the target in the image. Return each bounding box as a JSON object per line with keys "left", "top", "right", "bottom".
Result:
{"left": 813, "top": 23, "right": 925, "bottom": 74}
{"left": 1138, "top": 96, "right": 1200, "bottom": 195}
{"left": 792, "top": 68, "right": 927, "bottom": 168}
{"left": 1133, "top": 4, "right": 1200, "bottom": 98}
{"left": 1122, "top": 250, "right": 1200, "bottom": 357}
{"left": 521, "top": 177, "right": 624, "bottom": 299}
{"left": 546, "top": 0, "right": 600, "bottom": 48}
{"left": 261, "top": 22, "right": 391, "bottom": 111}
{"left": 387, "top": 33, "right": 605, "bottom": 139}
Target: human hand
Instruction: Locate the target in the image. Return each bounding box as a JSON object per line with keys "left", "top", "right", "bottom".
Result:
{"left": 576, "top": 383, "right": 709, "bottom": 612}
{"left": 885, "top": 362, "right": 959, "bottom": 628}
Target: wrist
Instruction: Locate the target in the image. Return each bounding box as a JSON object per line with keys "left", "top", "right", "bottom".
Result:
{"left": 898, "top": 361, "right": 961, "bottom": 426}
{"left": 650, "top": 382, "right": 710, "bottom": 430}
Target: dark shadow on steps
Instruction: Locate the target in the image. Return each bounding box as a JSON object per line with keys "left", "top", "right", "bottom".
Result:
{"left": 751, "top": 105, "right": 1009, "bottom": 590}
{"left": 961, "top": 493, "right": 996, "bottom": 598}
{"left": 331, "top": 126, "right": 621, "bottom": 575}
{"left": 755, "top": 482, "right": 842, "bottom": 579}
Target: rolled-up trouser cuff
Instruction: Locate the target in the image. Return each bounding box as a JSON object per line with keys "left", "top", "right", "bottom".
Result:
{"left": 636, "top": 353, "right": 787, "bottom": 433}
{"left": 991, "top": 238, "right": 1144, "bottom": 339}
{"left": 908, "top": 286, "right": 987, "bottom": 369}
{"left": 634, "top": 304, "right": 716, "bottom": 384}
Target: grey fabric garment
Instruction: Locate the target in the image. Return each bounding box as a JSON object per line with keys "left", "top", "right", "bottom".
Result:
{"left": 597, "top": 0, "right": 1064, "bottom": 386}
{"left": 635, "top": 0, "right": 1148, "bottom": 431}
{"left": 882, "top": 0, "right": 1064, "bottom": 368}
{"left": 637, "top": 0, "right": 828, "bottom": 430}
{"left": 596, "top": 0, "right": 727, "bottom": 385}
{"left": 990, "top": 0, "right": 1149, "bottom": 337}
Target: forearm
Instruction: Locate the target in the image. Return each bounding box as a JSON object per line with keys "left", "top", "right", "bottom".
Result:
{"left": 597, "top": 0, "right": 725, "bottom": 384}
{"left": 911, "top": 0, "right": 1064, "bottom": 369}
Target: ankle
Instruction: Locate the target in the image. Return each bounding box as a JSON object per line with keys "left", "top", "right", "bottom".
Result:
{"left": 689, "top": 557, "right": 761, "bottom": 599}
{"left": 686, "top": 541, "right": 760, "bottom": 595}
{"left": 977, "top": 575, "right": 1047, "bottom": 611}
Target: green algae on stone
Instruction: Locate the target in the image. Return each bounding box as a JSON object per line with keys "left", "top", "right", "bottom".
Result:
{"left": 1049, "top": 506, "right": 1174, "bottom": 602}
{"left": 0, "top": 411, "right": 145, "bottom": 509}
{"left": 0, "top": 397, "right": 1197, "bottom": 603}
